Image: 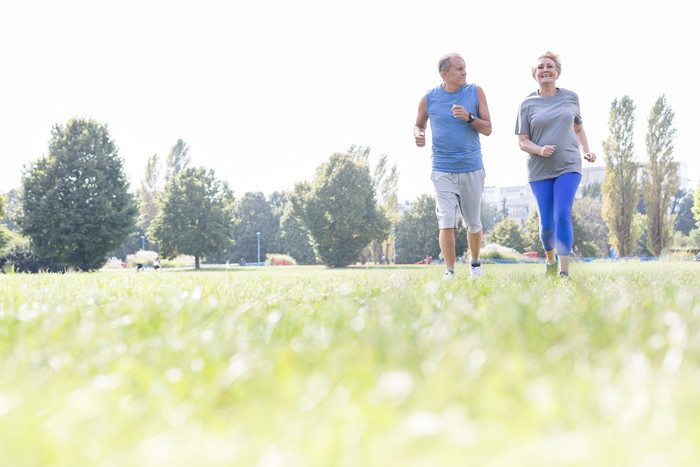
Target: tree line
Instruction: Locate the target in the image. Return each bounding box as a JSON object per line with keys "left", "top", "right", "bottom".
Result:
{"left": 1, "top": 97, "right": 700, "bottom": 272}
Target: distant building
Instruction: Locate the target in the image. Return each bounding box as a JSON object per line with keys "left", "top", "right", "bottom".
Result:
{"left": 482, "top": 162, "right": 690, "bottom": 228}
{"left": 580, "top": 161, "right": 689, "bottom": 191}
{"left": 483, "top": 185, "right": 536, "bottom": 228}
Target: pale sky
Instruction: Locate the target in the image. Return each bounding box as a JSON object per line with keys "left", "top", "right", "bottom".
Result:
{"left": 2, "top": 0, "right": 698, "bottom": 204}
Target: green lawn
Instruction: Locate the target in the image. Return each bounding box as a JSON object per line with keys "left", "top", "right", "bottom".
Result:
{"left": 1, "top": 262, "right": 699, "bottom": 466}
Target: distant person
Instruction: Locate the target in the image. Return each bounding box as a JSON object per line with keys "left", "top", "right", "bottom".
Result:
{"left": 515, "top": 51, "right": 596, "bottom": 278}
{"left": 414, "top": 53, "right": 492, "bottom": 280}
{"left": 154, "top": 257, "right": 160, "bottom": 270}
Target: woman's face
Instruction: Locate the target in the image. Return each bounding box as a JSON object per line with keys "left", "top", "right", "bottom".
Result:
{"left": 534, "top": 58, "right": 558, "bottom": 84}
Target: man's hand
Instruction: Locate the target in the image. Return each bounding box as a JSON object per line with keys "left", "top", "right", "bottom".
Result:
{"left": 415, "top": 129, "right": 426, "bottom": 147}
{"left": 451, "top": 104, "right": 470, "bottom": 120}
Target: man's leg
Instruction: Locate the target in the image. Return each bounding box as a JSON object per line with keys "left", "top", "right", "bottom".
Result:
{"left": 439, "top": 228, "right": 456, "bottom": 269}
{"left": 468, "top": 229, "right": 482, "bottom": 262}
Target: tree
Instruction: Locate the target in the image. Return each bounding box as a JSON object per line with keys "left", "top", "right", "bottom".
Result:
{"left": 229, "top": 192, "right": 276, "bottom": 263}
{"left": 1, "top": 189, "right": 21, "bottom": 231}
{"left": 573, "top": 197, "right": 610, "bottom": 256}
{"left": 671, "top": 189, "right": 696, "bottom": 235}
{"left": 369, "top": 152, "right": 400, "bottom": 263}
{"left": 693, "top": 184, "right": 700, "bottom": 230}
{"left": 642, "top": 95, "right": 679, "bottom": 256}
{"left": 522, "top": 209, "right": 544, "bottom": 256}
{"left": 138, "top": 154, "right": 161, "bottom": 249}
{"left": 580, "top": 181, "right": 602, "bottom": 199}
{"left": 487, "top": 217, "right": 525, "bottom": 253}
{"left": 18, "top": 118, "right": 138, "bottom": 270}
{"left": 165, "top": 139, "right": 191, "bottom": 183}
{"left": 149, "top": 167, "right": 234, "bottom": 269}
{"left": 523, "top": 207, "right": 598, "bottom": 258}
{"left": 395, "top": 194, "right": 440, "bottom": 263}
{"left": 266, "top": 191, "right": 287, "bottom": 256}
{"left": 602, "top": 96, "right": 638, "bottom": 257}
{"left": 279, "top": 202, "right": 317, "bottom": 264}
{"left": 291, "top": 149, "right": 389, "bottom": 267}
{"left": 480, "top": 201, "right": 498, "bottom": 234}
{"left": 496, "top": 198, "right": 509, "bottom": 224}
{"left": 633, "top": 213, "right": 651, "bottom": 256}
{"left": 571, "top": 212, "right": 598, "bottom": 258}
{"left": 0, "top": 195, "right": 10, "bottom": 250}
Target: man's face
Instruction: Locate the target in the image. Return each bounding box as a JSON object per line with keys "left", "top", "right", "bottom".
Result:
{"left": 442, "top": 57, "right": 467, "bottom": 87}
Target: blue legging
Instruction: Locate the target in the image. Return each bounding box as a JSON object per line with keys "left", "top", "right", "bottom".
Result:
{"left": 529, "top": 172, "right": 581, "bottom": 256}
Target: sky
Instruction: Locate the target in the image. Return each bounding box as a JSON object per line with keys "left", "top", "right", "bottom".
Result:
{"left": 1, "top": 0, "right": 699, "bottom": 204}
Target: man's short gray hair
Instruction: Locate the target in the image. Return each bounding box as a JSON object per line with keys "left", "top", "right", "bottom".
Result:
{"left": 438, "top": 53, "right": 462, "bottom": 73}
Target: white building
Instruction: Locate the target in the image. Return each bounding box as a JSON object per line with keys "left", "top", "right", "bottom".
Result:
{"left": 482, "top": 162, "right": 690, "bottom": 228}
{"left": 483, "top": 185, "right": 536, "bottom": 227}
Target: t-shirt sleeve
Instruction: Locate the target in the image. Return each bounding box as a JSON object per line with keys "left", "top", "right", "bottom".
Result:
{"left": 573, "top": 93, "right": 583, "bottom": 125}
{"left": 515, "top": 100, "right": 529, "bottom": 135}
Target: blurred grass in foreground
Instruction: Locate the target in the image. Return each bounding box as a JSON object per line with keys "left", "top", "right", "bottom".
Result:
{"left": 1, "top": 262, "right": 699, "bottom": 466}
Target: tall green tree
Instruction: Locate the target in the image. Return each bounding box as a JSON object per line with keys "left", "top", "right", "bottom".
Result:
{"left": 370, "top": 153, "right": 400, "bottom": 262}
{"left": 523, "top": 207, "right": 598, "bottom": 257}
{"left": 0, "top": 195, "right": 10, "bottom": 250}
{"left": 602, "top": 96, "right": 639, "bottom": 257}
{"left": 291, "top": 149, "right": 389, "bottom": 267}
{"left": 395, "top": 194, "right": 440, "bottom": 264}
{"left": 573, "top": 197, "right": 610, "bottom": 256}
{"left": 580, "top": 181, "right": 602, "bottom": 199}
{"left": 571, "top": 213, "right": 598, "bottom": 257}
{"left": 487, "top": 217, "right": 525, "bottom": 253}
{"left": 165, "top": 139, "right": 191, "bottom": 183}
{"left": 19, "top": 118, "right": 138, "bottom": 270}
{"left": 0, "top": 189, "right": 20, "bottom": 231}
{"left": 642, "top": 96, "right": 679, "bottom": 256}
{"left": 138, "top": 154, "right": 161, "bottom": 248}
{"left": 692, "top": 184, "right": 700, "bottom": 231}
{"left": 279, "top": 202, "right": 317, "bottom": 264}
{"left": 522, "top": 209, "right": 544, "bottom": 256}
{"left": 266, "top": 191, "right": 287, "bottom": 255}
{"left": 230, "top": 192, "right": 276, "bottom": 263}
{"left": 671, "top": 189, "right": 696, "bottom": 235}
{"left": 149, "top": 167, "right": 234, "bottom": 269}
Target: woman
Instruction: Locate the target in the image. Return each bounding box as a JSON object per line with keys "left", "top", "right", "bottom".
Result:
{"left": 515, "top": 51, "right": 596, "bottom": 277}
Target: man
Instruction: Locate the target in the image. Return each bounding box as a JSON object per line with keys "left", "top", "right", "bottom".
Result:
{"left": 414, "top": 53, "right": 492, "bottom": 280}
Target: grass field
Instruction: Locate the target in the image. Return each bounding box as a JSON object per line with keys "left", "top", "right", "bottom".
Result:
{"left": 1, "top": 262, "right": 699, "bottom": 466}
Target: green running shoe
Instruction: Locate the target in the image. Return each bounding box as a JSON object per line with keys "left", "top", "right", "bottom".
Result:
{"left": 545, "top": 255, "right": 559, "bottom": 277}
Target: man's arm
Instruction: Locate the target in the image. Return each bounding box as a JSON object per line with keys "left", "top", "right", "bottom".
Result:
{"left": 451, "top": 86, "right": 492, "bottom": 136}
{"left": 414, "top": 96, "right": 428, "bottom": 147}
{"left": 472, "top": 86, "right": 492, "bottom": 136}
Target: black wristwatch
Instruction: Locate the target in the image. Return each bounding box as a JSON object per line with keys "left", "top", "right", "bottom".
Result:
{"left": 467, "top": 112, "right": 476, "bottom": 123}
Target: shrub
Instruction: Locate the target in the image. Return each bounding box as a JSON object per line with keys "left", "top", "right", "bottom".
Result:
{"left": 102, "top": 257, "right": 128, "bottom": 269}
{"left": 265, "top": 253, "right": 297, "bottom": 266}
{"left": 161, "top": 255, "right": 195, "bottom": 268}
{"left": 0, "top": 242, "right": 63, "bottom": 273}
{"left": 478, "top": 243, "right": 522, "bottom": 262}
{"left": 126, "top": 250, "right": 158, "bottom": 267}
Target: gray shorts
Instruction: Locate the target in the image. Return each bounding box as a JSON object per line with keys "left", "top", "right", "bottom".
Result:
{"left": 431, "top": 169, "right": 485, "bottom": 233}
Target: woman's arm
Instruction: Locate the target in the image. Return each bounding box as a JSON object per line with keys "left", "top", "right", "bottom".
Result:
{"left": 574, "top": 123, "right": 596, "bottom": 162}
{"left": 518, "top": 134, "right": 556, "bottom": 157}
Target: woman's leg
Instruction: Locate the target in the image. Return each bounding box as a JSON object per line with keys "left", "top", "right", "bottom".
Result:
{"left": 529, "top": 179, "right": 556, "bottom": 263}
{"left": 552, "top": 172, "right": 582, "bottom": 273}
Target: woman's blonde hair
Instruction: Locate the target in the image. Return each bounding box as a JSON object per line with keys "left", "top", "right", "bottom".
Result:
{"left": 532, "top": 51, "right": 561, "bottom": 78}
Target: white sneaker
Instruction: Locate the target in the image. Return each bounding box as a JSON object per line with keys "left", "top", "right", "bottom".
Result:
{"left": 443, "top": 271, "right": 456, "bottom": 280}
{"left": 469, "top": 263, "right": 483, "bottom": 279}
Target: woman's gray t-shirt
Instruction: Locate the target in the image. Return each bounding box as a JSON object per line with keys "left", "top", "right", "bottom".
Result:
{"left": 515, "top": 88, "right": 583, "bottom": 182}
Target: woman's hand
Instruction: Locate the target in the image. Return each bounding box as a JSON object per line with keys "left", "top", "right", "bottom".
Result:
{"left": 541, "top": 145, "right": 556, "bottom": 157}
